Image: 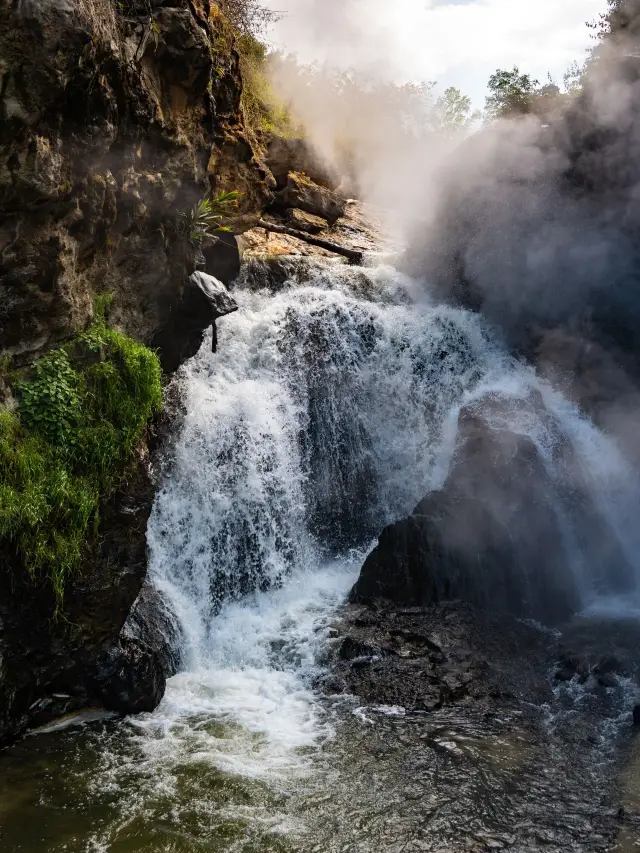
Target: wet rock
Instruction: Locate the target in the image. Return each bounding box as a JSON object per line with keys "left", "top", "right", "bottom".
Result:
{"left": 351, "top": 390, "right": 635, "bottom": 625}
{"left": 287, "top": 208, "right": 329, "bottom": 234}
{"left": 633, "top": 704, "right": 640, "bottom": 726}
{"left": 555, "top": 653, "right": 590, "bottom": 683}
{"left": 339, "top": 637, "right": 378, "bottom": 662}
{"left": 275, "top": 172, "right": 346, "bottom": 224}
{"left": 123, "top": 583, "right": 183, "bottom": 681}
{"left": 595, "top": 654, "right": 630, "bottom": 678}
{"left": 329, "top": 601, "right": 555, "bottom": 712}
{"left": 265, "top": 137, "right": 340, "bottom": 190}
{"left": 0, "top": 452, "right": 156, "bottom": 744}
{"left": 88, "top": 636, "right": 166, "bottom": 715}
{"left": 422, "top": 687, "right": 442, "bottom": 711}
{"left": 152, "top": 271, "right": 238, "bottom": 372}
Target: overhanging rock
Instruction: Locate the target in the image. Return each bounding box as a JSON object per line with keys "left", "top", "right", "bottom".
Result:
{"left": 188, "top": 271, "right": 239, "bottom": 319}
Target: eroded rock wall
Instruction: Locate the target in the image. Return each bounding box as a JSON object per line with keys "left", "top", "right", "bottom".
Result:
{"left": 0, "top": 0, "right": 272, "bottom": 367}
{"left": 0, "top": 0, "right": 274, "bottom": 744}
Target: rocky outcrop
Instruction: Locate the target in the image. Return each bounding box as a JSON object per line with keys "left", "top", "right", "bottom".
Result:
{"left": 0, "top": 0, "right": 271, "bottom": 745}
{"left": 286, "top": 208, "right": 329, "bottom": 234}
{"left": 0, "top": 0, "right": 271, "bottom": 370}
{"left": 351, "top": 393, "right": 633, "bottom": 624}
{"left": 0, "top": 450, "right": 157, "bottom": 742}
{"left": 274, "top": 172, "right": 346, "bottom": 224}
{"left": 153, "top": 270, "right": 238, "bottom": 371}
{"left": 265, "top": 136, "right": 340, "bottom": 191}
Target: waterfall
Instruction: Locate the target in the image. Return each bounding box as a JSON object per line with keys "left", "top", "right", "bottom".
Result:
{"left": 144, "top": 259, "right": 640, "bottom": 771}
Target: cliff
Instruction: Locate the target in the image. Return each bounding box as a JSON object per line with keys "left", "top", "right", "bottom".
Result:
{"left": 0, "top": 0, "right": 274, "bottom": 744}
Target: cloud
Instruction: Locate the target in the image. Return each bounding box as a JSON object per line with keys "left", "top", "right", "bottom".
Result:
{"left": 265, "top": 0, "right": 608, "bottom": 101}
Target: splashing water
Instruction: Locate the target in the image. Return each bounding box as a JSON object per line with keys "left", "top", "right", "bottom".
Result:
{"left": 144, "top": 260, "right": 640, "bottom": 777}
{"left": 3, "top": 260, "right": 639, "bottom": 853}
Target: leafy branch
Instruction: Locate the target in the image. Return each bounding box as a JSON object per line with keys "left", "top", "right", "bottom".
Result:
{"left": 179, "top": 190, "right": 240, "bottom": 245}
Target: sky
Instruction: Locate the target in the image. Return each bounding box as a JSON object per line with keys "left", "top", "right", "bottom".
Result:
{"left": 264, "top": 0, "right": 609, "bottom": 104}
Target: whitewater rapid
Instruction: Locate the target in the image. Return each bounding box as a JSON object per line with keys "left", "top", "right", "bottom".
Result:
{"left": 140, "top": 259, "right": 640, "bottom": 786}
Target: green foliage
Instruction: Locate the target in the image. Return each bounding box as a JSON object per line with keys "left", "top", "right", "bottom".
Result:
{"left": 0, "top": 323, "right": 162, "bottom": 612}
{"left": 179, "top": 191, "right": 240, "bottom": 245}
{"left": 433, "top": 87, "right": 482, "bottom": 136}
{"left": 237, "top": 35, "right": 301, "bottom": 137}
{"left": 484, "top": 67, "right": 541, "bottom": 120}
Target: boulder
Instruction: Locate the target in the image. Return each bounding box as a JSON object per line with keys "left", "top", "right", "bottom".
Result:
{"left": 122, "top": 582, "right": 183, "bottom": 681}
{"left": 350, "top": 392, "right": 632, "bottom": 624}
{"left": 266, "top": 137, "right": 341, "bottom": 190}
{"left": 152, "top": 271, "right": 238, "bottom": 372}
{"left": 286, "top": 208, "right": 329, "bottom": 234}
{"left": 275, "top": 172, "right": 346, "bottom": 224}
{"left": 187, "top": 271, "right": 239, "bottom": 318}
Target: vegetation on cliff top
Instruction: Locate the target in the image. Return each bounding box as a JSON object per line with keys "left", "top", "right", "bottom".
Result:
{"left": 0, "top": 318, "right": 162, "bottom": 611}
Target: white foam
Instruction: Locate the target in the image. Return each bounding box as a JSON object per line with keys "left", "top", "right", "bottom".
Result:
{"left": 141, "top": 261, "right": 640, "bottom": 786}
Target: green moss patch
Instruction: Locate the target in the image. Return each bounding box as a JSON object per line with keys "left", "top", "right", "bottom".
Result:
{"left": 0, "top": 323, "right": 162, "bottom": 611}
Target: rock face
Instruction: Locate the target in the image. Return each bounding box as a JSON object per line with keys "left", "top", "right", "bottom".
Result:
{"left": 351, "top": 394, "right": 632, "bottom": 624}
{"left": 0, "top": 0, "right": 270, "bottom": 370}
{"left": 274, "top": 172, "right": 346, "bottom": 224}
{"left": 0, "top": 0, "right": 270, "bottom": 745}
{"left": 265, "top": 136, "right": 340, "bottom": 191}
{"left": 0, "top": 451, "right": 162, "bottom": 743}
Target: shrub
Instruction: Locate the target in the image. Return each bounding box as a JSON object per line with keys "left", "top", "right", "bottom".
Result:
{"left": 179, "top": 190, "right": 240, "bottom": 245}
{"left": 0, "top": 321, "right": 162, "bottom": 612}
{"left": 236, "top": 34, "right": 301, "bottom": 138}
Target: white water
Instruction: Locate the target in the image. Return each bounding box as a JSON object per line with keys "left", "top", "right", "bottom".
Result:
{"left": 142, "top": 260, "right": 640, "bottom": 786}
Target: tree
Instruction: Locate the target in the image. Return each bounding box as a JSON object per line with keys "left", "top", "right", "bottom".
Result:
{"left": 432, "top": 87, "right": 482, "bottom": 136}
{"left": 484, "top": 67, "right": 540, "bottom": 120}
{"left": 218, "top": 0, "right": 279, "bottom": 36}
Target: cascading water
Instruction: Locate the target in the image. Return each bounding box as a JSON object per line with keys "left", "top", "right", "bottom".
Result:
{"left": 3, "top": 257, "right": 640, "bottom": 853}
{"left": 143, "top": 257, "right": 640, "bottom": 774}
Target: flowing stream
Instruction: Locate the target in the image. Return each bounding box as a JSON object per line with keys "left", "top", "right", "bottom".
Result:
{"left": 1, "top": 258, "right": 640, "bottom": 852}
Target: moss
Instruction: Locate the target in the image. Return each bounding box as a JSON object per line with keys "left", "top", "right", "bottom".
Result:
{"left": 0, "top": 322, "right": 162, "bottom": 612}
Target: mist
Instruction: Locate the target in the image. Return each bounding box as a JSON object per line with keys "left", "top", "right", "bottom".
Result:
{"left": 259, "top": 1, "right": 640, "bottom": 455}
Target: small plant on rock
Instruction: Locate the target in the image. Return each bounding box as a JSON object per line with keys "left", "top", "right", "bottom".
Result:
{"left": 179, "top": 190, "right": 240, "bottom": 246}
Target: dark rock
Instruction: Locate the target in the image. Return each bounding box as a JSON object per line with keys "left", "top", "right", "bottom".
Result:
{"left": 0, "top": 452, "right": 157, "bottom": 744}
{"left": 555, "top": 653, "right": 590, "bottom": 683}
{"left": 339, "top": 637, "right": 377, "bottom": 661}
{"left": 595, "top": 654, "right": 630, "bottom": 678}
{"left": 597, "top": 672, "right": 619, "bottom": 689}
{"left": 422, "top": 688, "right": 442, "bottom": 711}
{"left": 633, "top": 704, "right": 640, "bottom": 726}
{"left": 152, "top": 271, "right": 238, "bottom": 372}
{"left": 87, "top": 638, "right": 166, "bottom": 715}
{"left": 202, "top": 232, "right": 241, "bottom": 285}
{"left": 351, "top": 395, "right": 582, "bottom": 623}
{"left": 351, "top": 391, "right": 634, "bottom": 624}
{"left": 123, "top": 583, "right": 183, "bottom": 680}
{"left": 274, "top": 172, "right": 346, "bottom": 224}
{"left": 265, "top": 137, "right": 341, "bottom": 190}
{"left": 330, "top": 601, "right": 555, "bottom": 712}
